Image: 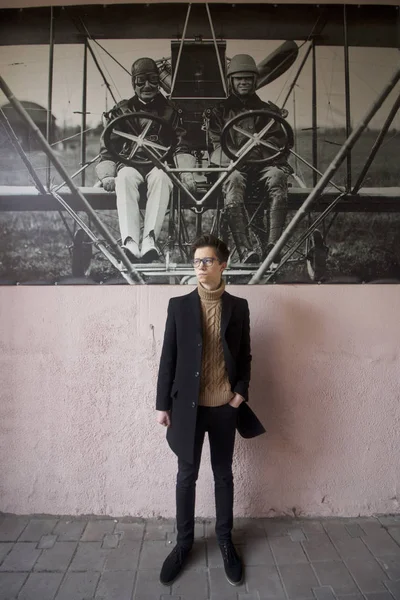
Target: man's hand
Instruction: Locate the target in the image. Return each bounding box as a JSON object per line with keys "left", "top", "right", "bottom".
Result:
{"left": 102, "top": 176, "right": 116, "bottom": 192}
{"left": 229, "top": 393, "right": 245, "bottom": 409}
{"left": 156, "top": 410, "right": 171, "bottom": 427}
{"left": 180, "top": 173, "right": 197, "bottom": 196}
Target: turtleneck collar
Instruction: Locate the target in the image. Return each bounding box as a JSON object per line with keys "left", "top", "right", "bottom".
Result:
{"left": 197, "top": 279, "right": 226, "bottom": 302}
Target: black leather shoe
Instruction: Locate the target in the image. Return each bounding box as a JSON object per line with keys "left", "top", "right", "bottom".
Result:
{"left": 219, "top": 540, "right": 243, "bottom": 586}
{"left": 160, "top": 544, "right": 191, "bottom": 585}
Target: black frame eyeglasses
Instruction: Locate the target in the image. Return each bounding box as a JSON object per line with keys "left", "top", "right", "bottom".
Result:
{"left": 192, "top": 257, "right": 221, "bottom": 268}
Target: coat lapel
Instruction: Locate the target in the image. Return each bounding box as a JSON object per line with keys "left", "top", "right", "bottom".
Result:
{"left": 221, "top": 291, "right": 233, "bottom": 337}
{"left": 188, "top": 289, "right": 202, "bottom": 338}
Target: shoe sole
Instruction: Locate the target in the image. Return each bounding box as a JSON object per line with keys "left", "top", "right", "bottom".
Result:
{"left": 225, "top": 574, "right": 244, "bottom": 586}
{"left": 141, "top": 249, "right": 159, "bottom": 263}
{"left": 122, "top": 246, "right": 140, "bottom": 263}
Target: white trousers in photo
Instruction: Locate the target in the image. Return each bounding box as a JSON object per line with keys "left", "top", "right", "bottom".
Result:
{"left": 115, "top": 166, "right": 173, "bottom": 244}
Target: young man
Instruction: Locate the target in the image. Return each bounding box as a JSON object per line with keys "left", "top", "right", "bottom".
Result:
{"left": 96, "top": 57, "right": 196, "bottom": 263}
{"left": 208, "top": 54, "right": 292, "bottom": 262}
{"left": 156, "top": 234, "right": 264, "bottom": 586}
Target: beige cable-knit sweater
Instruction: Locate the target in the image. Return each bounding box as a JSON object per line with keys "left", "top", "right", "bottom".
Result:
{"left": 197, "top": 280, "right": 234, "bottom": 407}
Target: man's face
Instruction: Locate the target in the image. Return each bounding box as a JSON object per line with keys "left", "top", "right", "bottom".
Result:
{"left": 231, "top": 74, "right": 255, "bottom": 97}
{"left": 133, "top": 73, "right": 159, "bottom": 102}
{"left": 193, "top": 246, "right": 227, "bottom": 290}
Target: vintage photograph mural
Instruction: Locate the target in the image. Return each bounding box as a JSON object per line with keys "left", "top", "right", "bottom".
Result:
{"left": 0, "top": 3, "right": 399, "bottom": 285}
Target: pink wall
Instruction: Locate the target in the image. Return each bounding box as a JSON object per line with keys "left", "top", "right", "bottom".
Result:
{"left": 0, "top": 0, "right": 399, "bottom": 518}
{"left": 1, "top": 285, "right": 399, "bottom": 518}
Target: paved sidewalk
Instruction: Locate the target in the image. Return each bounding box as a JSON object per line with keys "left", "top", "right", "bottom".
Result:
{"left": 0, "top": 514, "right": 399, "bottom": 600}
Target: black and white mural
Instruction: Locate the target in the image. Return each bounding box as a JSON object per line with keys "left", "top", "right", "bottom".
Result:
{"left": 0, "top": 3, "right": 399, "bottom": 284}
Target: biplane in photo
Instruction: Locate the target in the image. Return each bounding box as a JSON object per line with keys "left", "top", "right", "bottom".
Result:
{"left": 0, "top": 3, "right": 399, "bottom": 284}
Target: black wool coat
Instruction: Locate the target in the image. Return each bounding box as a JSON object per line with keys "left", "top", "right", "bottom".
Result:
{"left": 156, "top": 289, "right": 265, "bottom": 464}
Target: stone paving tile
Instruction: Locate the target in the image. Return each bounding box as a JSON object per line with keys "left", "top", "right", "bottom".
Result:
{"left": 0, "top": 543, "right": 13, "bottom": 565}
{"left": 298, "top": 520, "right": 324, "bottom": 534}
{"left": 144, "top": 520, "right": 175, "bottom": 541}
{"left": 34, "top": 541, "right": 77, "bottom": 572}
{"left": 345, "top": 558, "right": 389, "bottom": 593}
{"left": 0, "top": 517, "right": 29, "bottom": 542}
{"left": 195, "top": 522, "right": 206, "bottom": 539}
{"left": 312, "top": 560, "right": 359, "bottom": 595}
{"left": 269, "top": 536, "right": 308, "bottom": 565}
{"left": 365, "top": 593, "right": 397, "bottom": 600}
{"left": 19, "top": 518, "right": 58, "bottom": 542}
{"left": 0, "top": 572, "right": 28, "bottom": 599}
{"left": 323, "top": 522, "right": 352, "bottom": 541}
{"left": 384, "top": 580, "right": 400, "bottom": 600}
{"left": 81, "top": 520, "right": 116, "bottom": 542}
{"left": 184, "top": 541, "right": 207, "bottom": 568}
{"left": 377, "top": 556, "right": 400, "bottom": 580}
{"left": 102, "top": 534, "right": 120, "bottom": 549}
{"left": 388, "top": 528, "right": 400, "bottom": 545}
{"left": 355, "top": 519, "right": 384, "bottom": 534}
{"left": 238, "top": 594, "right": 261, "bottom": 600}
{"left": 336, "top": 595, "right": 364, "bottom": 600}
{"left": 345, "top": 524, "right": 364, "bottom": 538}
{"left": 331, "top": 537, "right": 373, "bottom": 559}
{"left": 38, "top": 534, "right": 58, "bottom": 549}
{"left": 362, "top": 529, "right": 400, "bottom": 556}
{"left": 0, "top": 542, "right": 41, "bottom": 571}
{"left": 69, "top": 542, "right": 109, "bottom": 571}
{"left": 378, "top": 516, "right": 400, "bottom": 527}
{"left": 209, "top": 566, "right": 243, "bottom": 599}
{"left": 138, "top": 540, "right": 170, "bottom": 569}
{"left": 171, "top": 566, "right": 209, "bottom": 600}
{"left": 206, "top": 520, "right": 217, "bottom": 539}
{"left": 279, "top": 563, "right": 319, "bottom": 598}
{"left": 52, "top": 519, "right": 87, "bottom": 541}
{"left": 233, "top": 519, "right": 267, "bottom": 541}
{"left": 114, "top": 522, "right": 145, "bottom": 541}
{"left": 244, "top": 565, "right": 286, "bottom": 598}
{"left": 238, "top": 538, "right": 275, "bottom": 566}
{"left": 96, "top": 569, "right": 136, "bottom": 600}
{"left": 55, "top": 571, "right": 100, "bottom": 600}
{"left": 263, "top": 520, "right": 293, "bottom": 538}
{"left": 302, "top": 533, "right": 340, "bottom": 561}
{"left": 312, "top": 586, "right": 336, "bottom": 600}
{"left": 18, "top": 572, "right": 63, "bottom": 600}
{"left": 134, "top": 568, "right": 170, "bottom": 600}
{"left": 104, "top": 539, "right": 141, "bottom": 571}
{"left": 289, "top": 529, "right": 307, "bottom": 542}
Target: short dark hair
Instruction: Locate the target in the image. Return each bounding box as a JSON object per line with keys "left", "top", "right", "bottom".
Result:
{"left": 191, "top": 234, "right": 230, "bottom": 263}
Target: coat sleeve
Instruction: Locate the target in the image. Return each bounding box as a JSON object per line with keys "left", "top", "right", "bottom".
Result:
{"left": 156, "top": 299, "right": 177, "bottom": 411}
{"left": 207, "top": 103, "right": 224, "bottom": 151}
{"left": 96, "top": 101, "right": 131, "bottom": 176}
{"left": 233, "top": 299, "right": 252, "bottom": 401}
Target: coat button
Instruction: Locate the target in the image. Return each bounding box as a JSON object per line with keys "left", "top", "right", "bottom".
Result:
{"left": 197, "top": 342, "right": 202, "bottom": 347}
{"left": 195, "top": 371, "right": 199, "bottom": 377}
{"left": 192, "top": 402, "right": 196, "bottom": 408}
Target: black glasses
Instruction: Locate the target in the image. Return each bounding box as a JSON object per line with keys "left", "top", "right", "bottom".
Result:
{"left": 133, "top": 74, "right": 160, "bottom": 87}
{"left": 192, "top": 257, "right": 221, "bottom": 268}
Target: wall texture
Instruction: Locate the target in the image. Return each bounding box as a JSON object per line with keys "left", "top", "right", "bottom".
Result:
{"left": 1, "top": 285, "right": 399, "bottom": 518}
{"left": 0, "top": 0, "right": 399, "bottom": 518}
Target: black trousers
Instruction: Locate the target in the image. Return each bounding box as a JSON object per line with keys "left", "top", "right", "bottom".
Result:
{"left": 176, "top": 403, "right": 238, "bottom": 548}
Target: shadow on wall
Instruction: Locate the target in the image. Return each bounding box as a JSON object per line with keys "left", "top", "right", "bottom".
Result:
{"left": 243, "top": 295, "right": 339, "bottom": 518}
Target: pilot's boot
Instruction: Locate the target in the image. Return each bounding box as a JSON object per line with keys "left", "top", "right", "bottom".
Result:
{"left": 263, "top": 192, "right": 288, "bottom": 263}
{"left": 225, "top": 205, "right": 260, "bottom": 264}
